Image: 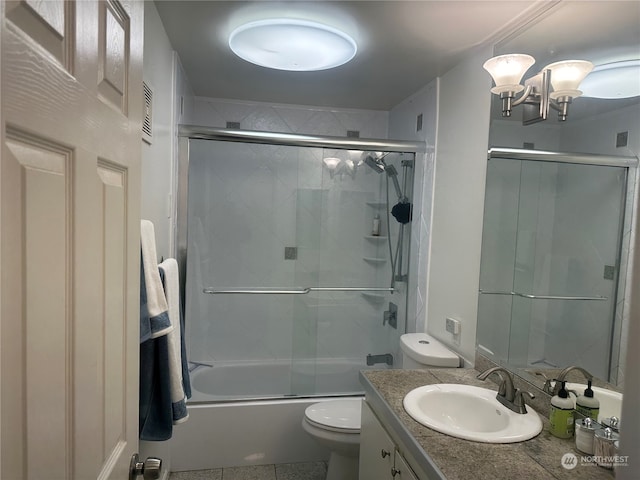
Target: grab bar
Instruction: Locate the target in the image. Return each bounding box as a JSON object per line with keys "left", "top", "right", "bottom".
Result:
{"left": 479, "top": 290, "right": 607, "bottom": 301}
{"left": 203, "top": 287, "right": 395, "bottom": 295}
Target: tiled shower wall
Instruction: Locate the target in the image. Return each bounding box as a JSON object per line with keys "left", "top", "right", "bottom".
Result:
{"left": 191, "top": 96, "right": 389, "bottom": 139}
{"left": 185, "top": 97, "right": 428, "bottom": 371}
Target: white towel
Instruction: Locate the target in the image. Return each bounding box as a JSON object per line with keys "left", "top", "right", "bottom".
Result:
{"left": 159, "top": 258, "right": 189, "bottom": 424}
{"left": 141, "top": 220, "right": 172, "bottom": 338}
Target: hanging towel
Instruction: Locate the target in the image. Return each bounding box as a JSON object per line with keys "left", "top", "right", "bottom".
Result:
{"left": 141, "top": 220, "right": 172, "bottom": 338}
{"left": 178, "top": 293, "right": 192, "bottom": 399}
{"left": 159, "top": 259, "right": 189, "bottom": 424}
{"left": 140, "top": 253, "right": 152, "bottom": 343}
{"left": 139, "top": 335, "right": 173, "bottom": 440}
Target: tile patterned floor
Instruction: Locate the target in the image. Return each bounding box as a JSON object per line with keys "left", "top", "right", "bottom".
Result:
{"left": 169, "top": 461, "right": 327, "bottom": 480}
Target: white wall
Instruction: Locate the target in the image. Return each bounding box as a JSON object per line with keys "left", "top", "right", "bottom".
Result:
{"left": 139, "top": 2, "right": 194, "bottom": 474}
{"left": 489, "top": 119, "right": 561, "bottom": 150}
{"left": 141, "top": 1, "right": 174, "bottom": 260}
{"left": 388, "top": 81, "right": 438, "bottom": 335}
{"left": 426, "top": 45, "right": 493, "bottom": 364}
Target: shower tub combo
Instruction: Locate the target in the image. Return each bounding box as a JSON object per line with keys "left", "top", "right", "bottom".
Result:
{"left": 171, "top": 126, "right": 422, "bottom": 470}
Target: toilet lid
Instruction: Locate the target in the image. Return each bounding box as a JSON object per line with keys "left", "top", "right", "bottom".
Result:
{"left": 304, "top": 399, "right": 361, "bottom": 432}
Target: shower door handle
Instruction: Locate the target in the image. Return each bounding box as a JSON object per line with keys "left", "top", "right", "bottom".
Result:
{"left": 203, "top": 288, "right": 310, "bottom": 294}
{"left": 203, "top": 287, "right": 395, "bottom": 294}
{"left": 478, "top": 290, "right": 607, "bottom": 301}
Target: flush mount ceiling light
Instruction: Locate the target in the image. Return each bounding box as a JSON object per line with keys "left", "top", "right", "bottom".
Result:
{"left": 228, "top": 19, "right": 357, "bottom": 71}
{"left": 580, "top": 60, "right": 640, "bottom": 99}
{"left": 483, "top": 54, "right": 594, "bottom": 124}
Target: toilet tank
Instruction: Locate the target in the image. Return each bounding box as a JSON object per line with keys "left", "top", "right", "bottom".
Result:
{"left": 400, "top": 333, "right": 461, "bottom": 368}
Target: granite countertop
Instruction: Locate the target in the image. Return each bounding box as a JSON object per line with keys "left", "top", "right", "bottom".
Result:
{"left": 361, "top": 369, "right": 616, "bottom": 480}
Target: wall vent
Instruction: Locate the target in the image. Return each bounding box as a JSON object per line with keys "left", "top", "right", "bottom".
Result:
{"left": 142, "top": 81, "right": 153, "bottom": 144}
{"left": 347, "top": 130, "right": 360, "bottom": 138}
{"left": 616, "top": 131, "right": 628, "bottom": 148}
{"left": 226, "top": 121, "right": 241, "bottom": 129}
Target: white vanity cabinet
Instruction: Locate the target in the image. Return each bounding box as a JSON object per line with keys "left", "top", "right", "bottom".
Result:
{"left": 360, "top": 401, "right": 419, "bottom": 480}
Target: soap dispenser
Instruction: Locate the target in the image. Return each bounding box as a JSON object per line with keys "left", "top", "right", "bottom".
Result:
{"left": 575, "top": 380, "right": 600, "bottom": 421}
{"left": 549, "top": 381, "right": 575, "bottom": 438}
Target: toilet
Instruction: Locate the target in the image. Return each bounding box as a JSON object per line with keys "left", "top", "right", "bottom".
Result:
{"left": 302, "top": 333, "right": 460, "bottom": 480}
{"left": 302, "top": 399, "right": 361, "bottom": 480}
{"left": 400, "top": 332, "right": 462, "bottom": 369}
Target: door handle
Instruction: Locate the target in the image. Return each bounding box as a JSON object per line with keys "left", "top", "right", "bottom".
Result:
{"left": 130, "top": 453, "right": 162, "bottom": 480}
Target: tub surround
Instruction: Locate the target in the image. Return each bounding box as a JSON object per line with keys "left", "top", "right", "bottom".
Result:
{"left": 360, "top": 369, "right": 615, "bottom": 480}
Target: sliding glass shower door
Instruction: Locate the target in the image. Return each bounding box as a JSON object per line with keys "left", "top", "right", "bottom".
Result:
{"left": 478, "top": 153, "right": 630, "bottom": 381}
{"left": 184, "top": 138, "right": 413, "bottom": 399}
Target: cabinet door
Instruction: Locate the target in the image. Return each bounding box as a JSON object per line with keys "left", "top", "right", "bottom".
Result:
{"left": 392, "top": 451, "right": 419, "bottom": 480}
{"left": 360, "top": 402, "right": 395, "bottom": 480}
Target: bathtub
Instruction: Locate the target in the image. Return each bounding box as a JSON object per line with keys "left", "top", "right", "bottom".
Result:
{"left": 189, "top": 358, "right": 374, "bottom": 402}
{"left": 170, "top": 358, "right": 384, "bottom": 471}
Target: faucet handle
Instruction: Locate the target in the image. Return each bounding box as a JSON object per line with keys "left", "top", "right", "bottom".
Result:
{"left": 513, "top": 389, "right": 535, "bottom": 414}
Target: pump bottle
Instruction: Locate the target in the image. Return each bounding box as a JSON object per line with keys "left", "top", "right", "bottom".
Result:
{"left": 549, "top": 381, "right": 575, "bottom": 438}
{"left": 576, "top": 380, "right": 600, "bottom": 421}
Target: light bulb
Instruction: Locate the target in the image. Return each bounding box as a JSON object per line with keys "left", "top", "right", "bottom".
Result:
{"left": 483, "top": 54, "right": 535, "bottom": 94}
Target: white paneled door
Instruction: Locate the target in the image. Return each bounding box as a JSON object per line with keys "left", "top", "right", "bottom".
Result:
{"left": 1, "top": 1, "right": 143, "bottom": 479}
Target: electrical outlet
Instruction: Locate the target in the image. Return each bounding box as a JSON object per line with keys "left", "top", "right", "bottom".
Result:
{"left": 446, "top": 317, "right": 461, "bottom": 335}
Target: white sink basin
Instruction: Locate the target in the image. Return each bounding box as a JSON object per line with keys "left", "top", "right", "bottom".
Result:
{"left": 557, "top": 382, "right": 622, "bottom": 422}
{"left": 403, "top": 384, "right": 542, "bottom": 443}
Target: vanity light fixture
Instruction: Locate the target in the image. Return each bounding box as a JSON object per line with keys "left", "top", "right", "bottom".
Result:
{"left": 483, "top": 54, "right": 594, "bottom": 124}
{"left": 228, "top": 19, "right": 357, "bottom": 71}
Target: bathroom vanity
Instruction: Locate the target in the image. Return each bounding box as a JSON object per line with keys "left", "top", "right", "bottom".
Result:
{"left": 359, "top": 369, "right": 616, "bottom": 480}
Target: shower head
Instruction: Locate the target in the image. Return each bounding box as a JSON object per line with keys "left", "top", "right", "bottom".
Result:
{"left": 363, "top": 153, "right": 405, "bottom": 201}
{"left": 364, "top": 154, "right": 385, "bottom": 173}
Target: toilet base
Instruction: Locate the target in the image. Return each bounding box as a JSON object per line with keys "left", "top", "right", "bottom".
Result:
{"left": 326, "top": 451, "right": 359, "bottom": 480}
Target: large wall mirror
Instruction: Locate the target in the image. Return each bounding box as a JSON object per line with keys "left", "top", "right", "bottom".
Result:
{"left": 477, "top": 1, "right": 639, "bottom": 389}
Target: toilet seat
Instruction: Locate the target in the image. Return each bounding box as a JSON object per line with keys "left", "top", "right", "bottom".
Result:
{"left": 304, "top": 399, "right": 361, "bottom": 433}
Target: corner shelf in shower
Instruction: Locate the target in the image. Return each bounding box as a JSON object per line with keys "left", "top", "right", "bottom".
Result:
{"left": 366, "top": 202, "right": 386, "bottom": 208}
{"left": 363, "top": 257, "right": 387, "bottom": 264}
{"left": 361, "top": 292, "right": 386, "bottom": 302}
{"left": 364, "top": 235, "right": 388, "bottom": 241}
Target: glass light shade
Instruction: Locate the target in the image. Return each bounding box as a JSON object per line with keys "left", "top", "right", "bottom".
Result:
{"left": 348, "top": 150, "right": 364, "bottom": 166}
{"left": 323, "top": 157, "right": 341, "bottom": 170}
{"left": 483, "top": 54, "right": 535, "bottom": 94}
{"left": 343, "top": 159, "right": 356, "bottom": 175}
{"left": 580, "top": 60, "right": 640, "bottom": 99}
{"left": 229, "top": 19, "right": 357, "bottom": 71}
{"left": 544, "top": 60, "right": 594, "bottom": 99}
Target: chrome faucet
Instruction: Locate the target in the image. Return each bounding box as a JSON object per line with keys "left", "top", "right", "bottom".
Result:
{"left": 550, "top": 366, "right": 593, "bottom": 396}
{"left": 477, "top": 366, "right": 535, "bottom": 414}
{"left": 533, "top": 370, "right": 555, "bottom": 395}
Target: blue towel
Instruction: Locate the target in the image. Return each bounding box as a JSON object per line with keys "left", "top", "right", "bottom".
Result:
{"left": 139, "top": 258, "right": 173, "bottom": 440}
{"left": 139, "top": 336, "right": 172, "bottom": 441}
